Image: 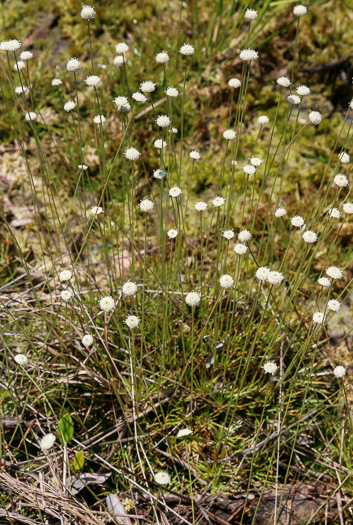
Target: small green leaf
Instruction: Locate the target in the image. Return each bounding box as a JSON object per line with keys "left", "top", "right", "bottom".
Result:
{"left": 57, "top": 413, "right": 74, "bottom": 444}
{"left": 73, "top": 450, "right": 85, "bottom": 470}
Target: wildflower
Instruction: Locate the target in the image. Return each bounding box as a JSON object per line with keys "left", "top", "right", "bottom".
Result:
{"left": 263, "top": 361, "right": 278, "bottom": 375}
{"left": 177, "top": 428, "right": 193, "bottom": 438}
{"left": 238, "top": 229, "right": 251, "bottom": 242}
{"left": 14, "top": 354, "right": 28, "bottom": 366}
{"left": 239, "top": 49, "right": 258, "bottom": 61}
{"left": 222, "top": 230, "right": 234, "bottom": 240}
{"left": 333, "top": 365, "right": 346, "bottom": 378}
{"left": 1, "top": 39, "right": 21, "bottom": 51}
{"left": 245, "top": 8, "right": 258, "bottom": 19}
{"left": 277, "top": 76, "right": 291, "bottom": 87}
{"left": 14, "top": 60, "right": 25, "bottom": 71}
{"left": 327, "top": 299, "right": 341, "bottom": 312}
{"left": 333, "top": 174, "right": 348, "bottom": 187}
{"left": 309, "top": 111, "right": 322, "bottom": 125}
{"left": 318, "top": 277, "right": 331, "bottom": 287}
{"left": 313, "top": 312, "right": 326, "bottom": 324}
{"left": 40, "top": 433, "right": 56, "bottom": 451}
{"left": 291, "top": 216, "right": 305, "bottom": 228}
{"left": 195, "top": 201, "right": 207, "bottom": 211}
{"left": 343, "top": 202, "right": 353, "bottom": 214}
{"left": 85, "top": 75, "right": 101, "bottom": 87}
{"left": 113, "top": 55, "right": 125, "bottom": 67}
{"left": 228, "top": 78, "right": 241, "bottom": 88}
{"left": 189, "top": 150, "right": 200, "bottom": 160}
{"left": 64, "top": 100, "right": 76, "bottom": 112}
{"left": 139, "top": 199, "right": 155, "bottom": 212}
{"left": 154, "top": 139, "right": 167, "bottom": 149}
{"left": 124, "top": 147, "right": 141, "bottom": 161}
{"left": 81, "top": 4, "right": 95, "bottom": 19}
{"left": 267, "top": 271, "right": 284, "bottom": 285}
{"left": 79, "top": 164, "right": 88, "bottom": 170}
{"left": 140, "top": 81, "right": 156, "bottom": 93}
{"left": 293, "top": 5, "right": 307, "bottom": 16}
{"left": 25, "top": 112, "right": 37, "bottom": 121}
{"left": 296, "top": 85, "right": 310, "bottom": 96}
{"left": 155, "top": 471, "right": 171, "bottom": 485}
{"left": 255, "top": 266, "right": 270, "bottom": 282}
{"left": 114, "top": 95, "right": 129, "bottom": 110}
{"left": 275, "top": 208, "right": 287, "bottom": 218}
{"left": 67, "top": 58, "right": 81, "bottom": 72}
{"left": 99, "top": 296, "right": 115, "bottom": 312}
{"left": 169, "top": 186, "right": 182, "bottom": 197}
{"left": 51, "top": 78, "right": 62, "bottom": 86}
{"left": 302, "top": 230, "right": 318, "bottom": 243}
{"left": 288, "top": 94, "right": 301, "bottom": 104}
{"left": 258, "top": 115, "right": 269, "bottom": 125}
{"left": 185, "top": 291, "right": 201, "bottom": 307}
{"left": 153, "top": 169, "right": 166, "bottom": 179}
{"left": 180, "top": 43, "right": 194, "bottom": 56}
{"left": 132, "top": 92, "right": 147, "bottom": 103}
{"left": 156, "top": 115, "right": 171, "bottom": 127}
{"left": 243, "top": 165, "right": 256, "bottom": 175}
{"left": 156, "top": 51, "right": 169, "bottom": 63}
{"left": 220, "top": 274, "right": 234, "bottom": 289}
{"left": 338, "top": 152, "right": 350, "bottom": 164}
{"left": 234, "top": 243, "right": 248, "bottom": 255}
{"left": 93, "top": 115, "right": 105, "bottom": 124}
{"left": 82, "top": 334, "right": 93, "bottom": 347}
{"left": 326, "top": 266, "right": 343, "bottom": 279}
{"left": 223, "top": 129, "right": 236, "bottom": 140}
{"left": 166, "top": 86, "right": 178, "bottom": 97}
{"left": 125, "top": 315, "right": 140, "bottom": 330}
{"left": 212, "top": 196, "right": 225, "bottom": 207}
{"left": 328, "top": 208, "right": 340, "bottom": 218}
{"left": 20, "top": 51, "right": 33, "bottom": 60}
{"left": 15, "top": 86, "right": 29, "bottom": 94}
{"left": 91, "top": 206, "right": 104, "bottom": 216}
{"left": 115, "top": 42, "right": 129, "bottom": 54}
{"left": 122, "top": 281, "right": 138, "bottom": 296}
{"left": 61, "top": 289, "right": 72, "bottom": 301}
{"left": 167, "top": 228, "right": 178, "bottom": 239}
{"left": 59, "top": 270, "right": 72, "bottom": 282}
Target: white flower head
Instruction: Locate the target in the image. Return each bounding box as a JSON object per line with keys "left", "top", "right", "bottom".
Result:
{"left": 239, "top": 49, "right": 258, "bottom": 61}
{"left": 293, "top": 5, "right": 307, "bottom": 16}
{"left": 177, "top": 428, "right": 193, "bottom": 438}
{"left": 51, "top": 78, "right": 62, "bottom": 86}
{"left": 288, "top": 94, "right": 301, "bottom": 105}
{"left": 328, "top": 208, "right": 341, "bottom": 218}
{"left": 166, "top": 87, "right": 178, "bottom": 97}
{"left": 125, "top": 147, "right": 141, "bottom": 161}
{"left": 67, "top": 58, "right": 81, "bottom": 72}
{"left": 313, "top": 312, "right": 326, "bottom": 324}
{"left": 94, "top": 115, "right": 106, "bottom": 124}
{"left": 238, "top": 229, "right": 251, "bottom": 242}
{"left": 220, "top": 274, "right": 234, "bottom": 289}
{"left": 156, "top": 115, "right": 171, "bottom": 127}
{"left": 291, "top": 215, "right": 305, "bottom": 228}
{"left": 277, "top": 76, "right": 291, "bottom": 87}
{"left": 122, "top": 281, "right": 138, "bottom": 296}
{"left": 234, "top": 243, "right": 248, "bottom": 255}
{"left": 156, "top": 51, "right": 169, "bottom": 63}
{"left": 14, "top": 354, "right": 28, "bottom": 366}
{"left": 327, "top": 299, "right": 341, "bottom": 312}
{"left": 258, "top": 115, "right": 269, "bottom": 125}
{"left": 1, "top": 39, "right": 21, "bottom": 52}
{"left": 85, "top": 75, "right": 101, "bottom": 87}
{"left": 113, "top": 55, "right": 125, "bottom": 67}
{"left": 167, "top": 228, "right": 178, "bottom": 239}
{"left": 40, "top": 433, "right": 56, "bottom": 451}
{"left": 180, "top": 43, "right": 194, "bottom": 56}
{"left": 243, "top": 165, "right": 256, "bottom": 176}
{"left": 267, "top": 271, "right": 284, "bottom": 285}
{"left": 185, "top": 291, "right": 201, "bottom": 307}
{"left": 91, "top": 205, "right": 103, "bottom": 216}
{"left": 20, "top": 51, "right": 33, "bottom": 60}
{"left": 169, "top": 186, "right": 182, "bottom": 198}
{"left": 81, "top": 5, "right": 95, "bottom": 19}
{"left": 296, "top": 85, "right": 310, "bottom": 96}
{"left": 245, "top": 8, "right": 258, "bottom": 20}
{"left": 222, "top": 229, "right": 234, "bottom": 240}
{"left": 195, "top": 201, "right": 207, "bottom": 212}
{"left": 99, "top": 295, "right": 115, "bottom": 312}
{"left": 302, "top": 230, "right": 318, "bottom": 243}
{"left": 139, "top": 199, "right": 154, "bottom": 212}
{"left": 153, "top": 169, "right": 166, "bottom": 179}
{"left": 333, "top": 174, "right": 348, "bottom": 187}
{"left": 338, "top": 152, "right": 350, "bottom": 164}
{"left": 132, "top": 92, "right": 147, "bottom": 103}
{"left": 318, "top": 277, "right": 331, "bottom": 287}
{"left": 263, "top": 361, "right": 278, "bottom": 375}
{"left": 255, "top": 266, "right": 270, "bottom": 282}
{"left": 15, "top": 86, "right": 29, "bottom": 94}
{"left": 154, "top": 138, "right": 167, "bottom": 149}
{"left": 64, "top": 100, "right": 76, "bottom": 112}
{"left": 275, "top": 208, "right": 287, "bottom": 218}
{"left": 249, "top": 158, "right": 263, "bottom": 167}
{"left": 189, "top": 150, "right": 201, "bottom": 160}
{"left": 79, "top": 164, "right": 88, "bottom": 170}
{"left": 125, "top": 315, "right": 140, "bottom": 330}
{"left": 333, "top": 365, "right": 346, "bottom": 378}
{"left": 140, "top": 81, "right": 156, "bottom": 93}
{"left": 326, "top": 266, "right": 343, "bottom": 280}
{"left": 114, "top": 95, "right": 128, "bottom": 110}
{"left": 228, "top": 78, "right": 241, "bottom": 88}
{"left": 61, "top": 289, "right": 73, "bottom": 302}
{"left": 115, "top": 42, "right": 129, "bottom": 54}
{"left": 223, "top": 129, "right": 236, "bottom": 140}
{"left": 82, "top": 334, "right": 94, "bottom": 347}
{"left": 59, "top": 269, "right": 72, "bottom": 282}
{"left": 212, "top": 196, "right": 225, "bottom": 207}
{"left": 343, "top": 202, "right": 353, "bottom": 214}
{"left": 155, "top": 471, "right": 171, "bottom": 485}
{"left": 25, "top": 112, "right": 37, "bottom": 121}
{"left": 309, "top": 111, "right": 322, "bottom": 125}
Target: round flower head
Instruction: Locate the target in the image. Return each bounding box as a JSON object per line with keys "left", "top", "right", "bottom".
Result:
{"left": 277, "top": 76, "right": 291, "bottom": 87}
{"left": 169, "top": 186, "right": 182, "bottom": 198}
{"left": 67, "top": 58, "right": 81, "bottom": 72}
{"left": 125, "top": 315, "right": 140, "bottom": 330}
{"left": 296, "top": 85, "right": 310, "bottom": 96}
{"left": 318, "top": 277, "right": 331, "bottom": 287}
{"left": 93, "top": 115, "right": 106, "bottom": 124}
{"left": 258, "top": 115, "right": 269, "bottom": 125}
{"left": 234, "top": 243, "right": 248, "bottom": 255}
{"left": 275, "top": 207, "right": 287, "bottom": 218}
{"left": 139, "top": 199, "right": 154, "bottom": 212}
{"left": 40, "top": 433, "right": 56, "bottom": 451}
{"left": 153, "top": 169, "right": 166, "bottom": 179}
{"left": 212, "top": 195, "right": 226, "bottom": 208}
{"left": 238, "top": 229, "right": 251, "bottom": 242}
{"left": 309, "top": 111, "right": 322, "bottom": 125}
{"left": 293, "top": 5, "right": 307, "bottom": 16}
{"left": 61, "top": 289, "right": 72, "bottom": 301}
{"left": 328, "top": 208, "right": 341, "bottom": 219}
{"left": 64, "top": 100, "right": 76, "bottom": 112}
{"left": 20, "top": 51, "right": 33, "bottom": 61}
{"left": 333, "top": 365, "right": 346, "bottom": 378}
{"left": 177, "top": 428, "right": 193, "bottom": 438}
{"left": 156, "top": 51, "right": 169, "bottom": 63}
{"left": 167, "top": 228, "right": 178, "bottom": 239}
{"left": 302, "top": 230, "right": 318, "bottom": 243}
{"left": 255, "top": 266, "right": 270, "bottom": 282}
{"left": 25, "top": 112, "right": 37, "bottom": 121}
{"left": 122, "top": 281, "right": 138, "bottom": 296}
{"left": 327, "top": 299, "right": 341, "bottom": 312}
{"left": 155, "top": 471, "right": 171, "bottom": 485}
{"left": 189, "top": 150, "right": 200, "bottom": 160}
{"left": 239, "top": 49, "right": 258, "bottom": 61}
{"left": 156, "top": 115, "right": 171, "bottom": 127}
{"left": 343, "top": 202, "right": 353, "bottom": 214}
{"left": 313, "top": 312, "right": 326, "bottom": 324}
{"left": 91, "top": 205, "right": 103, "bottom": 216}
{"left": 1, "top": 39, "right": 21, "bottom": 51}
{"left": 81, "top": 5, "right": 95, "bottom": 19}
{"left": 125, "top": 147, "right": 141, "bottom": 161}
{"left": 333, "top": 174, "right": 348, "bottom": 187}
{"left": 85, "top": 75, "right": 101, "bottom": 87}
{"left": 15, "top": 86, "right": 29, "bottom": 95}
{"left": 288, "top": 94, "right": 301, "bottom": 105}
{"left": 154, "top": 138, "right": 167, "bottom": 149}
{"left": 195, "top": 201, "right": 207, "bottom": 212}
{"left": 267, "top": 271, "right": 284, "bottom": 285}
{"left": 263, "top": 361, "right": 278, "bottom": 375}
{"left": 326, "top": 266, "right": 343, "bottom": 279}
{"left": 132, "top": 92, "right": 147, "bottom": 103}
{"left": 51, "top": 78, "right": 62, "bottom": 86}
{"left": 14, "top": 354, "right": 28, "bottom": 366}
{"left": 99, "top": 295, "right": 115, "bottom": 312}
{"left": 245, "top": 8, "right": 258, "bottom": 20}
{"left": 115, "top": 42, "right": 129, "bottom": 54}
{"left": 223, "top": 129, "right": 236, "bottom": 140}
{"left": 140, "top": 81, "right": 156, "bottom": 93}
{"left": 338, "top": 152, "right": 350, "bottom": 164}
{"left": 114, "top": 95, "right": 128, "bottom": 109}
{"left": 180, "top": 43, "right": 194, "bottom": 56}
{"left": 243, "top": 165, "right": 256, "bottom": 176}
{"left": 249, "top": 157, "right": 263, "bottom": 167}
{"left": 291, "top": 215, "right": 305, "bottom": 228}
{"left": 185, "top": 291, "right": 201, "bottom": 307}
{"left": 113, "top": 55, "right": 125, "bottom": 67}
{"left": 166, "top": 86, "right": 178, "bottom": 97}
{"left": 228, "top": 78, "right": 241, "bottom": 88}
{"left": 14, "top": 61, "right": 25, "bottom": 71}
{"left": 220, "top": 274, "right": 234, "bottom": 289}
{"left": 222, "top": 229, "right": 234, "bottom": 240}
{"left": 82, "top": 334, "right": 94, "bottom": 348}
{"left": 59, "top": 269, "right": 72, "bottom": 282}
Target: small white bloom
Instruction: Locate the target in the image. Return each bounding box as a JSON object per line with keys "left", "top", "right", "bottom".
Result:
{"left": 15, "top": 86, "right": 29, "bottom": 94}
{"left": 250, "top": 157, "right": 263, "bottom": 167}
{"left": 333, "top": 365, "right": 346, "bottom": 378}
{"left": 275, "top": 208, "right": 287, "bottom": 218}
{"left": 343, "top": 202, "right": 353, "bottom": 214}
{"left": 140, "top": 81, "right": 156, "bottom": 93}
{"left": 122, "top": 281, "right": 138, "bottom": 296}
{"left": 302, "top": 230, "right": 318, "bottom": 243}
{"left": 263, "top": 361, "right": 278, "bottom": 375}
{"left": 313, "top": 312, "right": 326, "bottom": 324}
{"left": 113, "top": 55, "right": 125, "bottom": 67}
{"left": 185, "top": 291, "right": 201, "bottom": 307}
{"left": 156, "top": 51, "right": 169, "bottom": 63}
{"left": 212, "top": 196, "right": 225, "bottom": 207}
{"left": 255, "top": 266, "right": 270, "bottom": 282}
{"left": 245, "top": 8, "right": 258, "bottom": 20}
{"left": 239, "top": 49, "right": 258, "bottom": 61}
{"left": 115, "top": 42, "right": 129, "bottom": 54}
{"left": 169, "top": 186, "right": 182, "bottom": 198}
{"left": 114, "top": 95, "right": 129, "bottom": 110}
{"left": 14, "top": 354, "right": 28, "bottom": 366}
{"left": 349, "top": 100, "right": 353, "bottom": 110}
{"left": 220, "top": 274, "right": 234, "bottom": 289}
{"left": 180, "top": 43, "right": 194, "bottom": 56}
{"left": 328, "top": 208, "right": 340, "bottom": 218}
{"left": 59, "top": 270, "right": 72, "bottom": 282}
{"left": 91, "top": 206, "right": 104, "bottom": 216}
{"left": 125, "top": 147, "right": 141, "bottom": 161}
{"left": 93, "top": 115, "right": 106, "bottom": 124}
{"left": 61, "top": 289, "right": 73, "bottom": 301}
{"left": 40, "top": 433, "right": 56, "bottom": 451}
{"left": 51, "top": 78, "right": 62, "bottom": 86}
{"left": 1, "top": 39, "right": 21, "bottom": 52}
{"left": 154, "top": 138, "right": 167, "bottom": 149}
{"left": 309, "top": 111, "right": 322, "bottom": 125}
{"left": 243, "top": 165, "right": 256, "bottom": 175}
{"left": 25, "top": 111, "right": 37, "bottom": 121}
{"left": 20, "top": 51, "right": 33, "bottom": 60}
{"left": 132, "top": 92, "right": 147, "bottom": 103}
{"left": 79, "top": 164, "right": 88, "bottom": 170}
{"left": 14, "top": 60, "right": 25, "bottom": 71}
{"left": 288, "top": 94, "right": 301, "bottom": 105}
{"left": 277, "top": 76, "right": 291, "bottom": 87}
{"left": 326, "top": 266, "right": 343, "bottom": 279}
{"left": 156, "top": 115, "right": 171, "bottom": 127}
{"left": 167, "top": 228, "right": 178, "bottom": 239}
{"left": 267, "top": 271, "right": 284, "bottom": 285}
{"left": 67, "top": 58, "right": 81, "bottom": 72}
{"left": 82, "top": 334, "right": 94, "bottom": 347}
{"left": 153, "top": 169, "right": 166, "bottom": 179}
{"left": 139, "top": 199, "right": 155, "bottom": 212}
{"left": 155, "top": 471, "right": 171, "bottom": 485}
{"left": 318, "top": 277, "right": 331, "bottom": 287}
{"left": 291, "top": 215, "right": 305, "bottom": 228}
{"left": 85, "top": 75, "right": 101, "bottom": 87}
{"left": 166, "top": 86, "right": 178, "bottom": 97}
{"left": 125, "top": 315, "right": 140, "bottom": 330}
{"left": 189, "top": 150, "right": 200, "bottom": 160}
{"left": 228, "top": 78, "right": 241, "bottom": 88}
{"left": 99, "top": 296, "right": 115, "bottom": 312}
{"left": 327, "top": 299, "right": 341, "bottom": 312}
{"left": 223, "top": 129, "right": 236, "bottom": 140}
{"left": 81, "top": 5, "right": 95, "bottom": 19}
{"left": 333, "top": 174, "right": 348, "bottom": 187}
{"left": 258, "top": 115, "right": 269, "bottom": 125}
{"left": 177, "top": 428, "right": 193, "bottom": 438}
{"left": 194, "top": 201, "right": 207, "bottom": 211}
{"left": 238, "top": 229, "right": 251, "bottom": 242}
{"left": 338, "top": 152, "right": 350, "bottom": 164}
{"left": 64, "top": 100, "right": 76, "bottom": 112}
{"left": 222, "top": 229, "right": 234, "bottom": 240}
{"left": 293, "top": 5, "right": 307, "bottom": 16}
{"left": 234, "top": 243, "right": 248, "bottom": 255}
{"left": 296, "top": 85, "right": 310, "bottom": 96}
